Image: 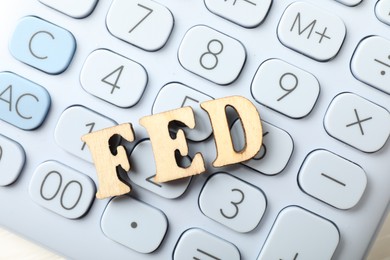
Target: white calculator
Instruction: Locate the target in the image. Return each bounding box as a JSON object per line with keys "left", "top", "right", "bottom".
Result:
{"left": 0, "top": 0, "right": 389, "bottom": 259}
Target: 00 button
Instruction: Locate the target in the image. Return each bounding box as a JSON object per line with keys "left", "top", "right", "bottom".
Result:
{"left": 29, "top": 161, "right": 95, "bottom": 219}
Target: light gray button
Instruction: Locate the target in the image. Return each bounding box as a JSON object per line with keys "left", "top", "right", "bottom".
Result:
{"left": 324, "top": 93, "right": 390, "bottom": 152}
{"left": 278, "top": 2, "right": 346, "bottom": 61}
{"left": 199, "top": 173, "right": 266, "bottom": 233}
{"left": 0, "top": 135, "right": 25, "bottom": 186}
{"left": 299, "top": 150, "right": 367, "bottom": 209}
{"left": 29, "top": 161, "right": 95, "bottom": 219}
{"left": 101, "top": 196, "right": 168, "bottom": 253}
{"left": 54, "top": 105, "right": 116, "bottom": 163}
{"left": 174, "top": 228, "right": 240, "bottom": 260}
{"left": 258, "top": 206, "right": 339, "bottom": 260}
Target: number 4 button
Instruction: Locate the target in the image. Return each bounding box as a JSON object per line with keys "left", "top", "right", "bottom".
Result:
{"left": 81, "top": 49, "right": 147, "bottom": 108}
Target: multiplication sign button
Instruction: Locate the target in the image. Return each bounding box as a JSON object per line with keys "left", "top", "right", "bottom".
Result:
{"left": 324, "top": 93, "right": 390, "bottom": 152}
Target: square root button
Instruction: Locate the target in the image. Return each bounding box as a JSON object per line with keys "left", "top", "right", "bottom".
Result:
{"left": 324, "top": 92, "right": 390, "bottom": 153}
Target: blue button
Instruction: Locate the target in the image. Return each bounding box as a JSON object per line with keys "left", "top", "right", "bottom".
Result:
{"left": 9, "top": 16, "right": 76, "bottom": 74}
{"left": 0, "top": 72, "right": 51, "bottom": 130}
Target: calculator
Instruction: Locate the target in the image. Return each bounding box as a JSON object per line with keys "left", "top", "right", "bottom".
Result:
{"left": 0, "top": 0, "right": 389, "bottom": 259}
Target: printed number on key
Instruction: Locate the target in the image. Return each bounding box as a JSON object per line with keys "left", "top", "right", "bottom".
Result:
{"left": 179, "top": 25, "right": 246, "bottom": 85}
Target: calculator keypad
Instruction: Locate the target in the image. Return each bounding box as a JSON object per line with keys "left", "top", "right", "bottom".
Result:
{"left": 2, "top": 0, "right": 390, "bottom": 259}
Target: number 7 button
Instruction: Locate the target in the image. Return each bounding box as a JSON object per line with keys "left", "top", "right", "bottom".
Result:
{"left": 106, "top": 0, "right": 174, "bottom": 51}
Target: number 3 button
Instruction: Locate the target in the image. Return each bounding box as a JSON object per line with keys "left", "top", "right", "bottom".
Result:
{"left": 199, "top": 173, "right": 266, "bottom": 233}
{"left": 179, "top": 25, "right": 246, "bottom": 85}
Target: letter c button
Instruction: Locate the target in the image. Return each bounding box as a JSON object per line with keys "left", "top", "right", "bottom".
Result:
{"left": 9, "top": 16, "right": 76, "bottom": 74}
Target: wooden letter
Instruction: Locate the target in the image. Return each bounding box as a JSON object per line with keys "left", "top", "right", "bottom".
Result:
{"left": 81, "top": 123, "right": 134, "bottom": 199}
{"left": 139, "top": 107, "right": 205, "bottom": 183}
{"left": 201, "top": 96, "right": 262, "bottom": 167}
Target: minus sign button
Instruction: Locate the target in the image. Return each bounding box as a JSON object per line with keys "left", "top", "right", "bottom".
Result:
{"left": 321, "top": 172, "right": 346, "bottom": 187}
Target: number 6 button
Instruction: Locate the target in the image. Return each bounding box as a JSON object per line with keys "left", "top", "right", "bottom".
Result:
{"left": 179, "top": 25, "right": 246, "bottom": 85}
{"left": 199, "top": 173, "right": 266, "bottom": 233}
{"left": 29, "top": 161, "right": 95, "bottom": 219}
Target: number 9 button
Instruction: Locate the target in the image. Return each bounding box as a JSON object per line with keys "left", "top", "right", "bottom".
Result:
{"left": 199, "top": 173, "right": 266, "bottom": 233}
{"left": 251, "top": 59, "right": 320, "bottom": 119}
{"left": 29, "top": 161, "right": 96, "bottom": 219}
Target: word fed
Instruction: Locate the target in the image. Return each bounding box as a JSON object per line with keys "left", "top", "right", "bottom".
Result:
{"left": 82, "top": 96, "right": 263, "bottom": 199}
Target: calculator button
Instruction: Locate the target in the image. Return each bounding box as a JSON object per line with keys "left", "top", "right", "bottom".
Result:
{"left": 0, "top": 72, "right": 51, "bottom": 130}
{"left": 0, "top": 135, "right": 25, "bottom": 186}
{"left": 29, "top": 161, "right": 95, "bottom": 219}
{"left": 39, "top": 0, "right": 98, "bottom": 18}
{"left": 128, "top": 140, "right": 191, "bottom": 199}
{"left": 334, "top": 0, "right": 363, "bottom": 6}
{"left": 106, "top": 0, "right": 174, "bottom": 51}
{"left": 9, "top": 16, "right": 76, "bottom": 74}
{"left": 152, "top": 82, "right": 213, "bottom": 141}
{"left": 54, "top": 106, "right": 117, "bottom": 163}
{"left": 278, "top": 2, "right": 346, "bottom": 61}
{"left": 324, "top": 93, "right": 390, "bottom": 153}
{"left": 231, "top": 120, "right": 293, "bottom": 175}
{"left": 204, "top": 0, "right": 272, "bottom": 28}
{"left": 351, "top": 36, "right": 390, "bottom": 94}
{"left": 299, "top": 150, "right": 367, "bottom": 209}
{"left": 251, "top": 59, "right": 320, "bottom": 118}
{"left": 376, "top": 0, "right": 390, "bottom": 25}
{"left": 258, "top": 206, "right": 339, "bottom": 260}
{"left": 80, "top": 49, "right": 148, "bottom": 108}
{"left": 101, "top": 196, "right": 168, "bottom": 253}
{"left": 199, "top": 173, "right": 266, "bottom": 233}
{"left": 178, "top": 25, "right": 246, "bottom": 85}
{"left": 174, "top": 228, "right": 240, "bottom": 260}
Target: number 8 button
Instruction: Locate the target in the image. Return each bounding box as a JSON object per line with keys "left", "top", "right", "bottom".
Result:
{"left": 29, "top": 161, "right": 95, "bottom": 219}
{"left": 179, "top": 25, "right": 246, "bottom": 85}
{"left": 199, "top": 173, "right": 267, "bottom": 233}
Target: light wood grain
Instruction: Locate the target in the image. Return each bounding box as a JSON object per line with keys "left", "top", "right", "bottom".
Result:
{"left": 1, "top": 213, "right": 388, "bottom": 259}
